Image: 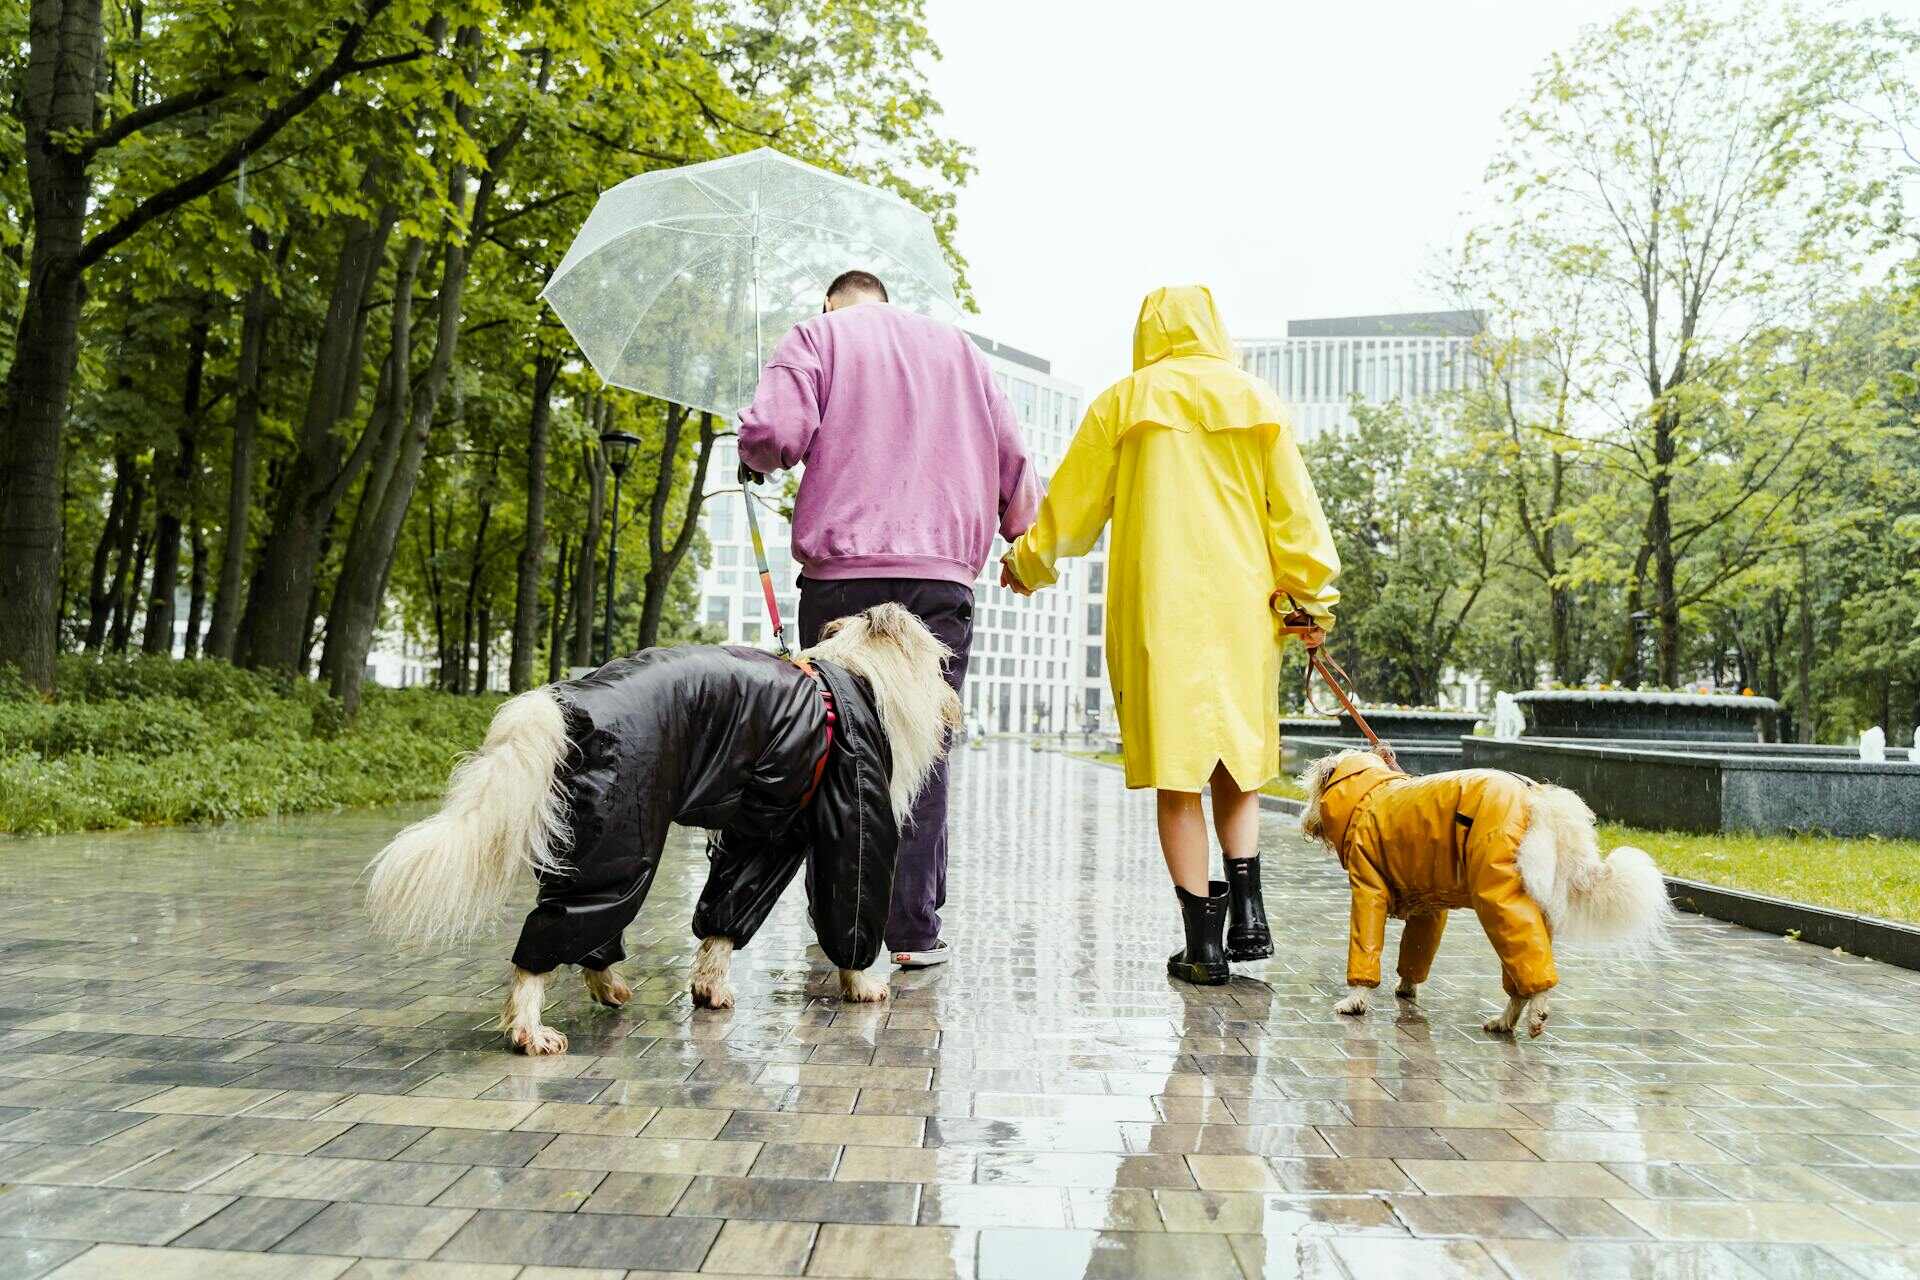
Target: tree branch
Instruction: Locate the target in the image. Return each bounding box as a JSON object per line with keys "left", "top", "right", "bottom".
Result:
{"left": 82, "top": 73, "right": 266, "bottom": 158}
{"left": 78, "top": 0, "right": 420, "bottom": 271}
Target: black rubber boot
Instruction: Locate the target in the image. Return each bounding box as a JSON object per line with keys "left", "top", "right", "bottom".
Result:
{"left": 1225, "top": 855, "right": 1273, "bottom": 961}
{"left": 1167, "top": 880, "right": 1230, "bottom": 986}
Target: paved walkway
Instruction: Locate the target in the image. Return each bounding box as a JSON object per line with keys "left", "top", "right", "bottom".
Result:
{"left": 1, "top": 741, "right": 1919, "bottom": 1278}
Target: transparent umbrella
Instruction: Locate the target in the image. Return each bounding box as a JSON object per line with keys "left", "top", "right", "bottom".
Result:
{"left": 540, "top": 147, "right": 961, "bottom": 421}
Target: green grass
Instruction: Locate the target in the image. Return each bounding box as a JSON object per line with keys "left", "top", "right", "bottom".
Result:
{"left": 1599, "top": 824, "right": 1920, "bottom": 925}
{"left": 0, "top": 655, "right": 498, "bottom": 835}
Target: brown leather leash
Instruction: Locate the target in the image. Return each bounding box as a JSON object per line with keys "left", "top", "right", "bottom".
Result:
{"left": 1272, "top": 594, "right": 1401, "bottom": 773}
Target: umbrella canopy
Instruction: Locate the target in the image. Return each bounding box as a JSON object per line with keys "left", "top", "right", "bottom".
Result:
{"left": 541, "top": 147, "right": 961, "bottom": 420}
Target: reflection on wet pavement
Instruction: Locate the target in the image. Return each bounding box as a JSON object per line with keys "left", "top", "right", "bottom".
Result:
{"left": 1, "top": 740, "right": 1918, "bottom": 1277}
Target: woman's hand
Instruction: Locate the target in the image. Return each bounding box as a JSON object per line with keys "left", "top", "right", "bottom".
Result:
{"left": 999, "top": 560, "right": 1032, "bottom": 596}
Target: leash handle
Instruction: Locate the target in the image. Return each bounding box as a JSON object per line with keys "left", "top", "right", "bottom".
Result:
{"left": 740, "top": 468, "right": 792, "bottom": 659}
{"left": 1274, "top": 593, "right": 1400, "bottom": 772}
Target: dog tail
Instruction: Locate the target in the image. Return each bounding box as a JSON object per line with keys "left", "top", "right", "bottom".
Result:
{"left": 1558, "top": 844, "right": 1675, "bottom": 949}
{"left": 365, "top": 688, "right": 571, "bottom": 947}
{"left": 1518, "top": 785, "right": 1673, "bottom": 949}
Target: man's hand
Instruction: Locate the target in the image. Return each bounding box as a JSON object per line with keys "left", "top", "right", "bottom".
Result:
{"left": 999, "top": 560, "right": 1031, "bottom": 596}
{"left": 737, "top": 460, "right": 766, "bottom": 487}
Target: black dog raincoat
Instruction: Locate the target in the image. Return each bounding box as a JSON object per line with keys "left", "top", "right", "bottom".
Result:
{"left": 509, "top": 645, "right": 897, "bottom": 976}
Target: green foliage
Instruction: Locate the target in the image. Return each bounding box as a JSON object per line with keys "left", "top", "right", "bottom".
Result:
{"left": 0, "top": 672, "right": 496, "bottom": 834}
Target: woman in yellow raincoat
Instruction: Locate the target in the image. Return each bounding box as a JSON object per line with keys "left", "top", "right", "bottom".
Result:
{"left": 1001, "top": 286, "right": 1340, "bottom": 984}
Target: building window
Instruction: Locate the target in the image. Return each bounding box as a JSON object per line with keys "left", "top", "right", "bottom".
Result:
{"left": 1085, "top": 645, "right": 1102, "bottom": 677}
{"left": 705, "top": 596, "right": 729, "bottom": 625}
{"left": 742, "top": 621, "right": 761, "bottom": 643}
{"left": 1088, "top": 562, "right": 1104, "bottom": 594}
{"left": 1087, "top": 603, "right": 1103, "bottom": 633}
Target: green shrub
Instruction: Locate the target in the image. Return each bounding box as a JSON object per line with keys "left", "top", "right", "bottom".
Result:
{"left": 52, "top": 654, "right": 309, "bottom": 706}
{"left": 0, "top": 668, "right": 505, "bottom": 835}
{"left": 0, "top": 697, "right": 213, "bottom": 758}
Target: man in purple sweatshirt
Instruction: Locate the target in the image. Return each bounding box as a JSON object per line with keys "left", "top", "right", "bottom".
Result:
{"left": 738, "top": 269, "right": 1038, "bottom": 969}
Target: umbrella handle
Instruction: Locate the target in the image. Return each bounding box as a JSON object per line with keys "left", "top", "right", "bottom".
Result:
{"left": 741, "top": 472, "right": 791, "bottom": 658}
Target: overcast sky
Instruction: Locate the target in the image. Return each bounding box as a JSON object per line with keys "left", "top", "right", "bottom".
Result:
{"left": 921, "top": 0, "right": 1660, "bottom": 393}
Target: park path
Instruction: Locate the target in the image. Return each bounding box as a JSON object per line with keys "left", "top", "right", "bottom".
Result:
{"left": 1, "top": 740, "right": 1918, "bottom": 1278}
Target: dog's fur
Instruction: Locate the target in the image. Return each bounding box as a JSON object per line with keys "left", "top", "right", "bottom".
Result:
{"left": 1300, "top": 747, "right": 1673, "bottom": 1037}
{"left": 366, "top": 603, "right": 960, "bottom": 1053}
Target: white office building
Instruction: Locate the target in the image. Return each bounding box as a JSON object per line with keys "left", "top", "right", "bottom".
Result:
{"left": 697, "top": 331, "right": 1091, "bottom": 735}
{"left": 1237, "top": 310, "right": 1504, "bottom": 441}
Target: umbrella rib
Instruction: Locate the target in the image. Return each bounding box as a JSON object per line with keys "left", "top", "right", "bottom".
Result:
{"left": 685, "top": 173, "right": 749, "bottom": 215}
{"left": 606, "top": 239, "right": 742, "bottom": 395}
{"left": 757, "top": 216, "right": 955, "bottom": 305}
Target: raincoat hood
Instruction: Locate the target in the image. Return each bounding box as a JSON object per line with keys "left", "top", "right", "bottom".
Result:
{"left": 1108, "top": 286, "right": 1291, "bottom": 437}
{"left": 1310, "top": 752, "right": 1403, "bottom": 858}
{"left": 1133, "top": 285, "right": 1235, "bottom": 368}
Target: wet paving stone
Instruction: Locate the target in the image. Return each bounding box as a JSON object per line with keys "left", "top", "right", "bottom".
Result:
{"left": 3, "top": 741, "right": 1920, "bottom": 1276}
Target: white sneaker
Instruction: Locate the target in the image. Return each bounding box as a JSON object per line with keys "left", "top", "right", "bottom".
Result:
{"left": 892, "top": 940, "right": 951, "bottom": 969}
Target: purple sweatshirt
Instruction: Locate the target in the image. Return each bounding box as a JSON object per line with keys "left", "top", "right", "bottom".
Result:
{"left": 738, "top": 303, "right": 1039, "bottom": 586}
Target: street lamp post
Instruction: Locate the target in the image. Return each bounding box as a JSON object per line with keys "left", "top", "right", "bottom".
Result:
{"left": 598, "top": 430, "right": 641, "bottom": 665}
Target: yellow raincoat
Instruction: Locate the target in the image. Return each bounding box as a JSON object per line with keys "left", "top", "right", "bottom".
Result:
{"left": 1005, "top": 286, "right": 1340, "bottom": 791}
{"left": 1306, "top": 753, "right": 1558, "bottom": 999}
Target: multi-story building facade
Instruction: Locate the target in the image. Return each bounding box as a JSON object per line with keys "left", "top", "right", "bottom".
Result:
{"left": 697, "top": 331, "right": 1091, "bottom": 735}
{"left": 1236, "top": 310, "right": 1497, "bottom": 441}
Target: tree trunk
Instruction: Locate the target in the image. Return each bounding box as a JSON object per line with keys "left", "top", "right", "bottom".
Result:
{"left": 546, "top": 535, "right": 572, "bottom": 684}
{"left": 570, "top": 426, "right": 606, "bottom": 667}
{"left": 510, "top": 355, "right": 560, "bottom": 691}
{"left": 207, "top": 231, "right": 281, "bottom": 661}
{"left": 474, "top": 603, "right": 492, "bottom": 693}
{"left": 84, "top": 457, "right": 132, "bottom": 651}
{"left": 323, "top": 33, "right": 508, "bottom": 715}
{"left": 183, "top": 520, "right": 206, "bottom": 659}
{"left": 241, "top": 192, "right": 394, "bottom": 673}
{"left": 143, "top": 315, "right": 209, "bottom": 655}
{"left": 637, "top": 409, "right": 720, "bottom": 649}
{"left": 115, "top": 524, "right": 153, "bottom": 654}
{"left": 1796, "top": 545, "right": 1814, "bottom": 744}
{"left": 457, "top": 489, "right": 494, "bottom": 696}
{"left": 319, "top": 239, "right": 425, "bottom": 709}
{"left": 421, "top": 502, "right": 451, "bottom": 688}
{"left": 0, "top": 0, "right": 104, "bottom": 690}
{"left": 1651, "top": 404, "right": 1680, "bottom": 687}
{"left": 103, "top": 469, "right": 146, "bottom": 652}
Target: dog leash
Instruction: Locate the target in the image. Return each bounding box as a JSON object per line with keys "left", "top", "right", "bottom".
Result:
{"left": 1273, "top": 593, "right": 1401, "bottom": 772}
{"left": 739, "top": 468, "right": 832, "bottom": 803}
{"left": 740, "top": 467, "right": 792, "bottom": 659}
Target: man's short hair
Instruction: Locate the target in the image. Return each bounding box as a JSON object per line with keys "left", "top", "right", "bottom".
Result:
{"left": 826, "top": 270, "right": 889, "bottom": 303}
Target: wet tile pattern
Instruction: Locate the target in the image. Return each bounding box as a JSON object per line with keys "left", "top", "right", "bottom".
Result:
{"left": 1, "top": 741, "right": 1919, "bottom": 1277}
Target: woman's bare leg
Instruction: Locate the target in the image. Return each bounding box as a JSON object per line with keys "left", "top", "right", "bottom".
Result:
{"left": 1156, "top": 789, "right": 1211, "bottom": 895}
{"left": 1210, "top": 762, "right": 1260, "bottom": 862}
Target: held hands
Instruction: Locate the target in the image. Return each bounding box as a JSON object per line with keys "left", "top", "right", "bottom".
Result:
{"left": 999, "top": 559, "right": 1032, "bottom": 597}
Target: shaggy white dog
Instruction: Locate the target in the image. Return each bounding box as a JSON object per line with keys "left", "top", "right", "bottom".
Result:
{"left": 365, "top": 604, "right": 959, "bottom": 1053}
{"left": 1299, "top": 747, "right": 1674, "bottom": 1038}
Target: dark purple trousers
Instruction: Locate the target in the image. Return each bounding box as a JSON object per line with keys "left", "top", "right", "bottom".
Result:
{"left": 798, "top": 576, "right": 973, "bottom": 953}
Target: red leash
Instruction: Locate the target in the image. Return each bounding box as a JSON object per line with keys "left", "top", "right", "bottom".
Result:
{"left": 1273, "top": 595, "right": 1400, "bottom": 773}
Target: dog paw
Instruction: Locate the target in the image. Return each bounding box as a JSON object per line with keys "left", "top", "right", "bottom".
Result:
{"left": 1333, "top": 992, "right": 1369, "bottom": 1017}
{"left": 1526, "top": 1001, "right": 1550, "bottom": 1038}
{"left": 840, "top": 969, "right": 890, "bottom": 1003}
{"left": 1481, "top": 1014, "right": 1515, "bottom": 1035}
{"left": 1394, "top": 980, "right": 1417, "bottom": 1001}
{"left": 511, "top": 1023, "right": 569, "bottom": 1056}
{"left": 584, "top": 969, "right": 631, "bottom": 1008}
{"left": 690, "top": 977, "right": 735, "bottom": 1010}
